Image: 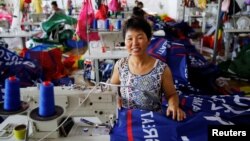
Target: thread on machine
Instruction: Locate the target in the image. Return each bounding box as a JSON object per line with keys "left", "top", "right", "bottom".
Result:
{"left": 4, "top": 76, "right": 21, "bottom": 111}
{"left": 39, "top": 81, "right": 55, "bottom": 117}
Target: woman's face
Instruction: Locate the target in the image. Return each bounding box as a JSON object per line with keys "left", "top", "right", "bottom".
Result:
{"left": 137, "top": 4, "right": 143, "bottom": 8}
{"left": 125, "top": 29, "right": 150, "bottom": 56}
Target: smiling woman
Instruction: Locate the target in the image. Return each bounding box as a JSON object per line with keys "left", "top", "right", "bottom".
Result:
{"left": 110, "top": 17, "right": 186, "bottom": 121}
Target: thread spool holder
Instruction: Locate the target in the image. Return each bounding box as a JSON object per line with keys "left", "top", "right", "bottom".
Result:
{"left": 0, "top": 101, "right": 29, "bottom": 116}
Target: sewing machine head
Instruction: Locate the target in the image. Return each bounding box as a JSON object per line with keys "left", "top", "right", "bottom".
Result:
{"left": 20, "top": 84, "right": 117, "bottom": 139}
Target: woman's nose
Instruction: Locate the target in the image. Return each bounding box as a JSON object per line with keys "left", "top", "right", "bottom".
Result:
{"left": 132, "top": 38, "right": 139, "bottom": 45}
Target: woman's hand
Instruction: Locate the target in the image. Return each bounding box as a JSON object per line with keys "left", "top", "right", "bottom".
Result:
{"left": 166, "top": 105, "right": 186, "bottom": 121}
{"left": 117, "top": 96, "right": 122, "bottom": 110}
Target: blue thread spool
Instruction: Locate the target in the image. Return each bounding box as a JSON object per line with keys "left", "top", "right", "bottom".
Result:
{"left": 4, "top": 76, "right": 21, "bottom": 111}
{"left": 121, "top": 13, "right": 125, "bottom": 19}
{"left": 105, "top": 19, "right": 110, "bottom": 30}
{"left": 39, "top": 81, "right": 55, "bottom": 117}
{"left": 116, "top": 20, "right": 121, "bottom": 30}
{"left": 92, "top": 19, "right": 98, "bottom": 30}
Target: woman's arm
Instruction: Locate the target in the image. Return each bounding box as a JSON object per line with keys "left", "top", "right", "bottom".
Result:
{"left": 110, "top": 62, "right": 122, "bottom": 109}
{"left": 162, "top": 67, "right": 179, "bottom": 106}
{"left": 162, "top": 67, "right": 186, "bottom": 121}
{"left": 110, "top": 62, "right": 120, "bottom": 84}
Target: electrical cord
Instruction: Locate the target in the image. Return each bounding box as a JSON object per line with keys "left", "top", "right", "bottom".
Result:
{"left": 37, "top": 84, "right": 98, "bottom": 141}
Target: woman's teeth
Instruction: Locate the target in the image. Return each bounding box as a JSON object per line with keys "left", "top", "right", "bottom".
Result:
{"left": 132, "top": 48, "right": 139, "bottom": 51}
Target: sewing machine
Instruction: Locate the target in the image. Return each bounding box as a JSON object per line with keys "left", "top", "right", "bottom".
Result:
{"left": 19, "top": 85, "right": 117, "bottom": 140}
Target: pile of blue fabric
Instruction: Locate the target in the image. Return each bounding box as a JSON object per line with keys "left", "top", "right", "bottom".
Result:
{"left": 147, "top": 37, "right": 223, "bottom": 95}
{"left": 111, "top": 94, "right": 250, "bottom": 141}
{"left": 0, "top": 46, "right": 41, "bottom": 87}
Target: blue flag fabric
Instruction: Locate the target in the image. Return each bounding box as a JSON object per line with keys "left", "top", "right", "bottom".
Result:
{"left": 166, "top": 44, "right": 188, "bottom": 85}
{"left": 0, "top": 46, "right": 41, "bottom": 87}
{"left": 110, "top": 94, "right": 250, "bottom": 141}
{"left": 147, "top": 37, "right": 169, "bottom": 63}
{"left": 147, "top": 37, "right": 222, "bottom": 94}
{"left": 147, "top": 38, "right": 189, "bottom": 85}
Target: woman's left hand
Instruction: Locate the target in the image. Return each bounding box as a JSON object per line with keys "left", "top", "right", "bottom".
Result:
{"left": 166, "top": 105, "right": 186, "bottom": 121}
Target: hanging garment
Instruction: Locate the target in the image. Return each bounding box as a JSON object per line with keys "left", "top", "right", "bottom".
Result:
{"left": 0, "top": 11, "right": 12, "bottom": 25}
{"left": 120, "top": 0, "right": 127, "bottom": 8}
{"left": 108, "top": 0, "right": 121, "bottom": 12}
{"left": 76, "top": 0, "right": 100, "bottom": 41}
{"left": 21, "top": 0, "right": 31, "bottom": 31}
{"left": 221, "top": 0, "right": 231, "bottom": 12}
{"left": 32, "top": 0, "right": 43, "bottom": 14}
{"left": 95, "top": 0, "right": 108, "bottom": 20}
{"left": 194, "top": 0, "right": 207, "bottom": 9}
{"left": 183, "top": 0, "right": 196, "bottom": 7}
{"left": 227, "top": 0, "right": 241, "bottom": 15}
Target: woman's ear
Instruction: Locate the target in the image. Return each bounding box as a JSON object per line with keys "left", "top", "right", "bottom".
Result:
{"left": 147, "top": 37, "right": 152, "bottom": 44}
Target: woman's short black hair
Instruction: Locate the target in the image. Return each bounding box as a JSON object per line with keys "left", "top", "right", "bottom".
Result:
{"left": 122, "top": 17, "right": 152, "bottom": 40}
{"left": 137, "top": 1, "right": 144, "bottom": 8}
{"left": 132, "top": 7, "right": 145, "bottom": 18}
{"left": 51, "top": 1, "right": 58, "bottom": 7}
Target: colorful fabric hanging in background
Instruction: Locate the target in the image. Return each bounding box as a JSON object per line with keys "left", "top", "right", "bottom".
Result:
{"left": 221, "top": 0, "right": 231, "bottom": 12}
{"left": 32, "top": 0, "right": 42, "bottom": 14}
{"left": 183, "top": 0, "right": 196, "bottom": 7}
{"left": 42, "top": 13, "right": 77, "bottom": 33}
{"left": 20, "top": 0, "right": 31, "bottom": 12}
{"left": 76, "top": 0, "right": 100, "bottom": 41}
{"left": 0, "top": 11, "right": 12, "bottom": 25}
{"left": 120, "top": 0, "right": 127, "bottom": 8}
{"left": 21, "top": 0, "right": 32, "bottom": 31}
{"left": 108, "top": 0, "right": 121, "bottom": 12}
{"left": 95, "top": 0, "right": 108, "bottom": 20}
{"left": 194, "top": 0, "right": 207, "bottom": 9}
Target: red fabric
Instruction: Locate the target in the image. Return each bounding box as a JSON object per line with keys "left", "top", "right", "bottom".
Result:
{"left": 76, "top": 0, "right": 100, "bottom": 41}
{"left": 63, "top": 56, "right": 75, "bottom": 69}
{"left": 127, "top": 110, "right": 134, "bottom": 141}
{"left": 20, "top": 47, "right": 28, "bottom": 57}
{"left": 26, "top": 48, "right": 65, "bottom": 81}
{"left": 202, "top": 36, "right": 222, "bottom": 51}
{"left": 163, "top": 16, "right": 175, "bottom": 22}
{"left": 24, "top": 0, "right": 32, "bottom": 3}
{"left": 95, "top": 4, "right": 108, "bottom": 20}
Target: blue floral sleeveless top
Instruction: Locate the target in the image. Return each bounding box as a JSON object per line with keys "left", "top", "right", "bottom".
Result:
{"left": 118, "top": 57, "right": 167, "bottom": 111}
